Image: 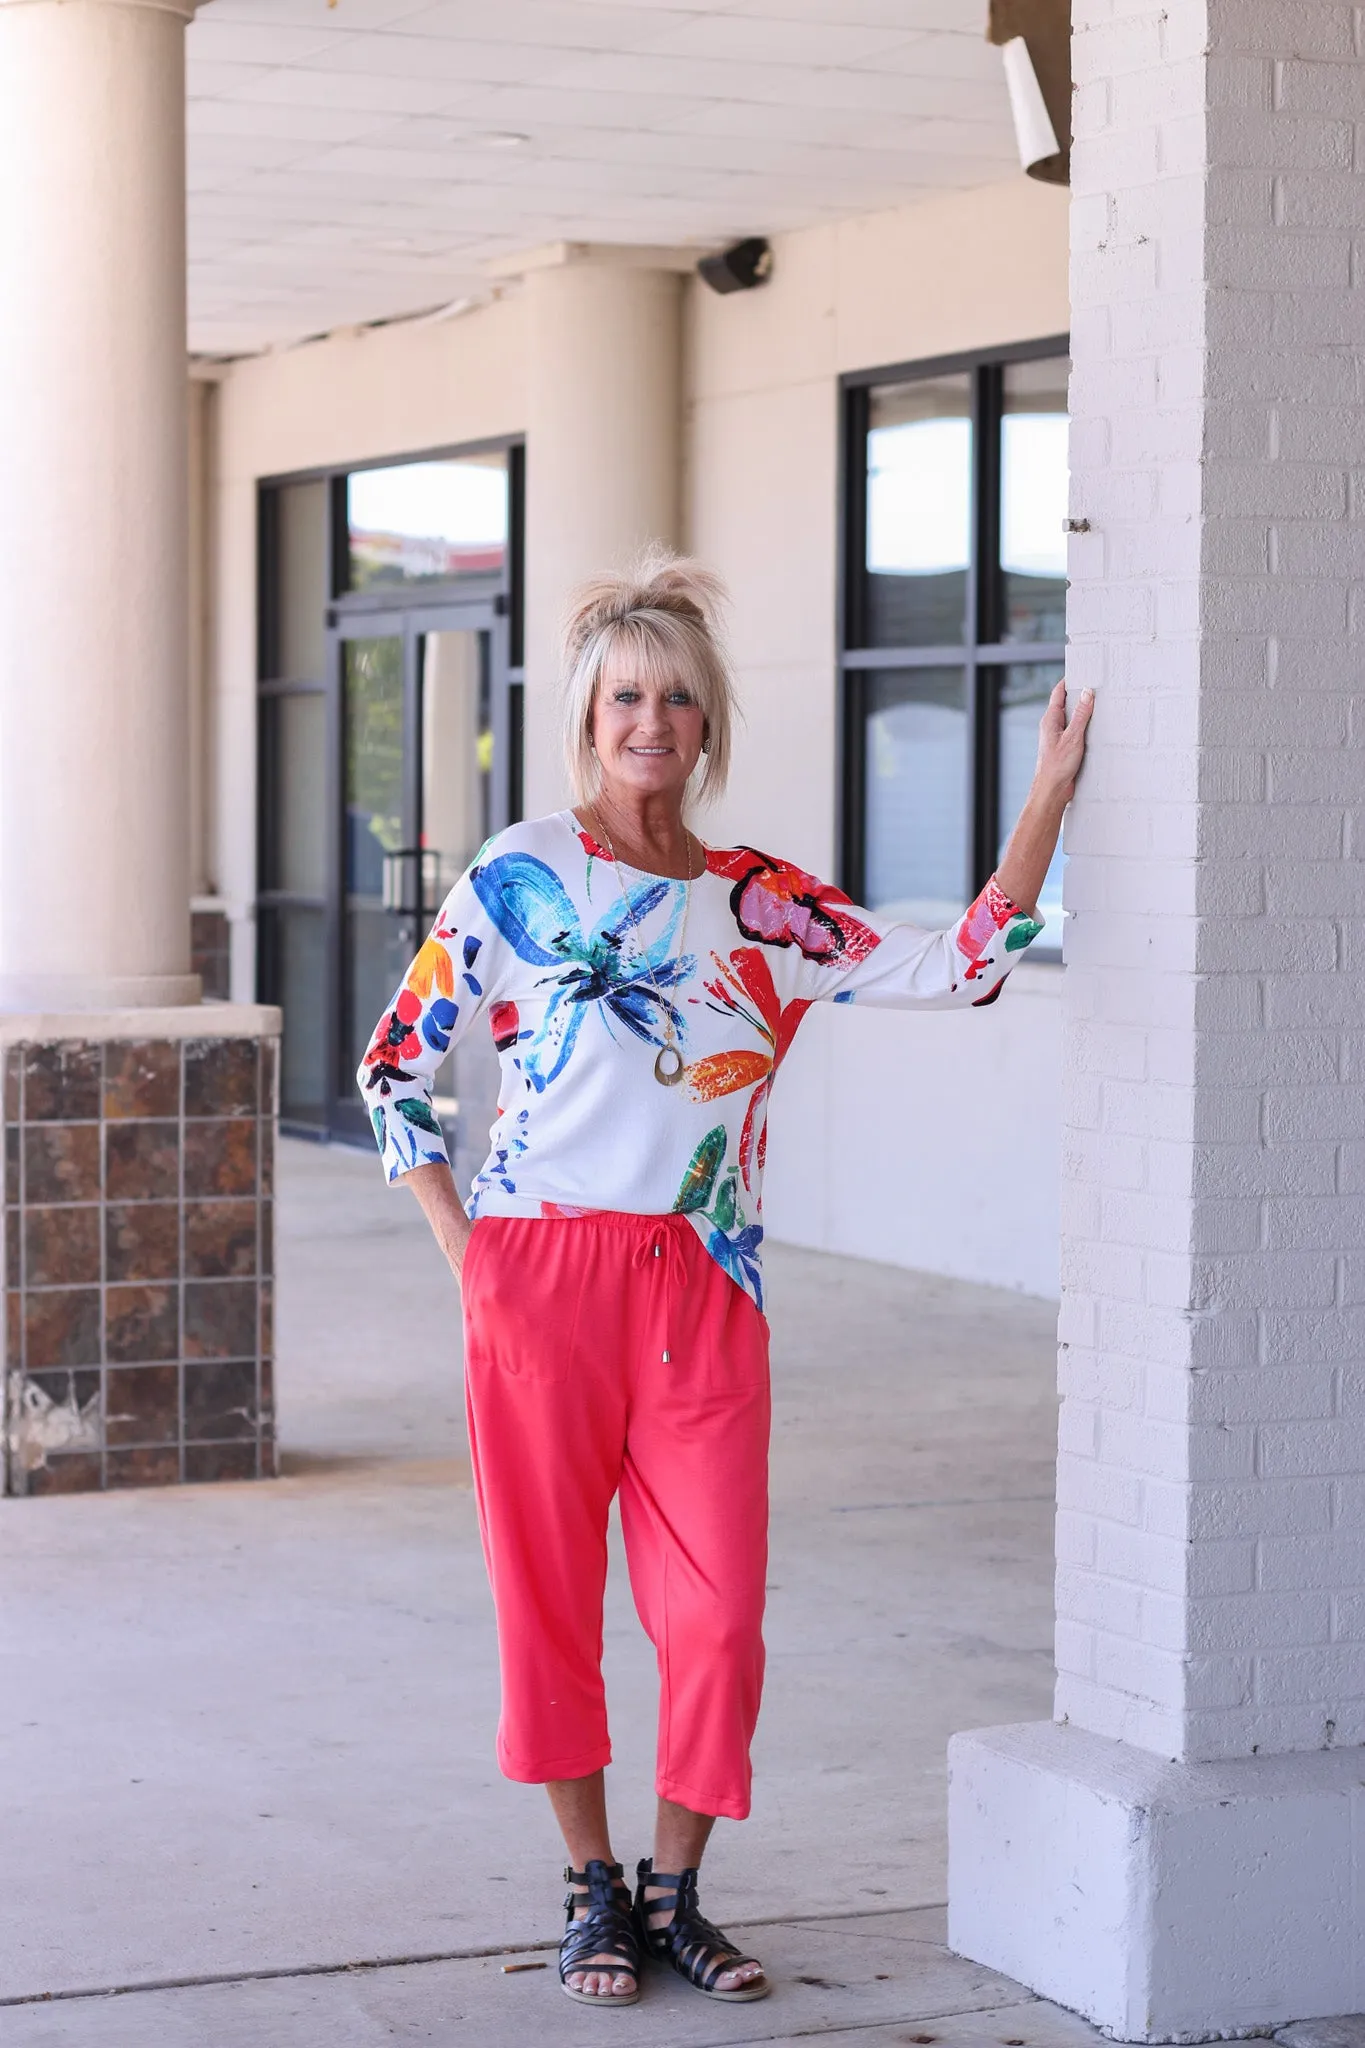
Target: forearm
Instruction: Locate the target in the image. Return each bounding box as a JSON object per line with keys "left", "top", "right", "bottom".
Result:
{"left": 402, "top": 1160, "right": 473, "bottom": 1274}
{"left": 995, "top": 786, "right": 1067, "bottom": 921}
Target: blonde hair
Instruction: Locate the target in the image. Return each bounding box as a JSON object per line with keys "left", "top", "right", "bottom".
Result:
{"left": 560, "top": 550, "right": 739, "bottom": 808}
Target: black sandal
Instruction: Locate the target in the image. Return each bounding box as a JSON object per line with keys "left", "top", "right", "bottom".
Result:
{"left": 559, "top": 1859, "right": 641, "bottom": 2007}
{"left": 634, "top": 1857, "right": 770, "bottom": 2003}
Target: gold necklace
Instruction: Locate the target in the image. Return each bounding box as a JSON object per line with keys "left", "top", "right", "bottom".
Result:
{"left": 598, "top": 820, "right": 697, "bottom": 1087}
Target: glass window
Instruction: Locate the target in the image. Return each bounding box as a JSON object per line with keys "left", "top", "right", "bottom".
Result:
{"left": 275, "top": 480, "right": 328, "bottom": 681}
{"left": 420, "top": 626, "right": 492, "bottom": 910}
{"left": 1000, "top": 359, "right": 1069, "bottom": 644}
{"left": 259, "top": 906, "right": 327, "bottom": 1126}
{"left": 261, "top": 692, "right": 326, "bottom": 898}
{"left": 862, "top": 669, "right": 968, "bottom": 929}
{"left": 999, "top": 662, "right": 1065, "bottom": 932}
{"left": 344, "top": 636, "right": 405, "bottom": 895}
{"left": 842, "top": 347, "right": 1069, "bottom": 952}
{"left": 864, "top": 375, "right": 972, "bottom": 648}
{"left": 348, "top": 454, "right": 508, "bottom": 592}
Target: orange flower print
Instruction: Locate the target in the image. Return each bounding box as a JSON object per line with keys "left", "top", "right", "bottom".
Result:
{"left": 688, "top": 946, "right": 811, "bottom": 1190}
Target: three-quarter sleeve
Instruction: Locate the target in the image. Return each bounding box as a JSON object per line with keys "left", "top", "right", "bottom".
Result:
{"left": 812, "top": 874, "right": 1044, "bottom": 1011}
{"left": 356, "top": 865, "right": 501, "bottom": 1183}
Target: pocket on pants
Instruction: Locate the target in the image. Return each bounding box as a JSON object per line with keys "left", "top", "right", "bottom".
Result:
{"left": 702, "top": 1269, "right": 770, "bottom": 1392}
{"left": 463, "top": 1220, "right": 589, "bottom": 1386}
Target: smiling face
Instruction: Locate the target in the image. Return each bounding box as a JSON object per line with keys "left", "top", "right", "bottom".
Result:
{"left": 589, "top": 653, "right": 706, "bottom": 808}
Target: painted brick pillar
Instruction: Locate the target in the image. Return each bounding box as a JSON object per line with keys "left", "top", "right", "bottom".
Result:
{"left": 949, "top": 3, "right": 1365, "bottom": 2036}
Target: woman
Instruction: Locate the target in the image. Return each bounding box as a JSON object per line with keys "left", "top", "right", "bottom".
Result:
{"left": 358, "top": 555, "right": 1091, "bottom": 2010}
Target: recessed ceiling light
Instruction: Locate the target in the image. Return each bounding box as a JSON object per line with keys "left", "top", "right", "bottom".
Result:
{"left": 473, "top": 131, "right": 531, "bottom": 150}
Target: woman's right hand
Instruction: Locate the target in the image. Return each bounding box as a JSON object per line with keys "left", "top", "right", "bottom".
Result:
{"left": 403, "top": 1160, "right": 475, "bottom": 1282}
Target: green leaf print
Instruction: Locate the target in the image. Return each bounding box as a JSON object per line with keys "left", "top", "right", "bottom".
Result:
{"left": 395, "top": 1096, "right": 443, "bottom": 1136}
{"left": 1005, "top": 918, "right": 1044, "bottom": 952}
{"left": 673, "top": 1125, "right": 727, "bottom": 1213}
{"left": 712, "top": 1166, "right": 738, "bottom": 1235}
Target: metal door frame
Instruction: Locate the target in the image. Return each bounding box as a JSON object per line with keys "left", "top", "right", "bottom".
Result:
{"left": 325, "top": 592, "right": 510, "bottom": 1143}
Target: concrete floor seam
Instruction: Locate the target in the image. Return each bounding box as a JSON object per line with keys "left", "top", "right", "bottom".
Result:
{"left": 0, "top": 1903, "right": 955, "bottom": 2012}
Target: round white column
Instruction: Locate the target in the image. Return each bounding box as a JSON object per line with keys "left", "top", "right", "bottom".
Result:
{"left": 0, "top": 0, "right": 200, "bottom": 1009}
{"left": 522, "top": 254, "right": 683, "bottom": 817}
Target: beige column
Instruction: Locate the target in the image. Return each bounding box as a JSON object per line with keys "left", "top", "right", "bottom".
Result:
{"left": 0, "top": 0, "right": 201, "bottom": 1008}
{"left": 519, "top": 248, "right": 685, "bottom": 817}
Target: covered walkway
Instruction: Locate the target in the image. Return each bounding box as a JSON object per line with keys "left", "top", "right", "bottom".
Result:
{"left": 0, "top": 1141, "right": 1096, "bottom": 2044}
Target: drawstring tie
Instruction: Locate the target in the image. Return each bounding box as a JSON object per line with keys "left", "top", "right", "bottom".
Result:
{"left": 630, "top": 1223, "right": 689, "bottom": 1361}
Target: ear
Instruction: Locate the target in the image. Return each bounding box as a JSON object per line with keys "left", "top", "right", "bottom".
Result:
{"left": 701, "top": 720, "right": 712, "bottom": 753}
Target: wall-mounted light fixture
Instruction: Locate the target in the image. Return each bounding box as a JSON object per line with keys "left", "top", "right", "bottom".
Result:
{"left": 986, "top": 0, "right": 1071, "bottom": 187}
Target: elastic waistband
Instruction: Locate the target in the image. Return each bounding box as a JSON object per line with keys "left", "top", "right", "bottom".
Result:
{"left": 515, "top": 1207, "right": 693, "bottom": 1235}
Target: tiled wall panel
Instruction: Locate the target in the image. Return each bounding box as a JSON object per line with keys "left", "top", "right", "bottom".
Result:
{"left": 2, "top": 1036, "right": 277, "bottom": 1495}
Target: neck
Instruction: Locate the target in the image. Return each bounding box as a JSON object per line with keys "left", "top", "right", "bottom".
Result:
{"left": 585, "top": 786, "right": 695, "bottom": 878}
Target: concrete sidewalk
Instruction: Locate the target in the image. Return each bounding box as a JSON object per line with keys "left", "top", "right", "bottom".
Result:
{"left": 0, "top": 1139, "right": 1100, "bottom": 2046}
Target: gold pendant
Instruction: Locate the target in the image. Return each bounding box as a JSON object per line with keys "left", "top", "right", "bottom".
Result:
{"left": 654, "top": 1045, "right": 685, "bottom": 1086}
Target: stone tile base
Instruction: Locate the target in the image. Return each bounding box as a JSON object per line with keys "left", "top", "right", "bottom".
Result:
{"left": 2, "top": 1026, "right": 278, "bottom": 1495}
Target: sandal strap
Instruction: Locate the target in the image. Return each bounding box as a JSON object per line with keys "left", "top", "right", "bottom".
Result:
{"left": 633, "top": 1858, "right": 760, "bottom": 1993}
{"left": 560, "top": 1859, "right": 639, "bottom": 1987}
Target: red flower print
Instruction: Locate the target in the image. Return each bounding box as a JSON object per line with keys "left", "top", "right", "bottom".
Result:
{"left": 704, "top": 846, "right": 880, "bottom": 968}
{"left": 955, "top": 878, "right": 1018, "bottom": 979}
{"left": 690, "top": 945, "right": 812, "bottom": 1189}
{"left": 490, "top": 1000, "right": 520, "bottom": 1051}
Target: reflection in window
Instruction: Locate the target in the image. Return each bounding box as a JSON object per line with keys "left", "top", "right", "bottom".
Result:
{"left": 1000, "top": 663, "right": 1065, "bottom": 931}
{"left": 260, "top": 905, "right": 327, "bottom": 1126}
{"left": 863, "top": 668, "right": 968, "bottom": 930}
{"left": 1001, "top": 359, "right": 1069, "bottom": 644}
{"left": 261, "top": 691, "right": 326, "bottom": 898}
{"left": 274, "top": 479, "right": 329, "bottom": 681}
{"left": 865, "top": 376, "right": 972, "bottom": 648}
{"left": 421, "top": 628, "right": 492, "bottom": 910}
{"left": 344, "top": 636, "right": 405, "bottom": 896}
{"left": 348, "top": 455, "right": 508, "bottom": 591}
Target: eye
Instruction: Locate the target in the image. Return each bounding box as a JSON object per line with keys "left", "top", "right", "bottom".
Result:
{"left": 611, "top": 686, "right": 641, "bottom": 704}
{"left": 666, "top": 689, "right": 694, "bottom": 706}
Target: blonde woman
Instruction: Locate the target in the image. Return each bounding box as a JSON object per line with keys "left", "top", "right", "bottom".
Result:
{"left": 358, "top": 555, "right": 1091, "bottom": 2010}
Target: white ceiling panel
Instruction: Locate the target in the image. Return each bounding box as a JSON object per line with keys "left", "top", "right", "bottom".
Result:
{"left": 186, "top": 0, "right": 1018, "bottom": 356}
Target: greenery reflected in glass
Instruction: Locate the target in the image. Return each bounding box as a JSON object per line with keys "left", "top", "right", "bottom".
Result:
{"left": 345, "top": 636, "right": 404, "bottom": 894}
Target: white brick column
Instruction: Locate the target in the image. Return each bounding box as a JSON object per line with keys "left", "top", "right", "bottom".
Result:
{"left": 948, "top": 3, "right": 1365, "bottom": 2036}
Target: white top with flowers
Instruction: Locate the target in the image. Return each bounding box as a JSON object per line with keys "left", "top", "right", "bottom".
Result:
{"left": 357, "top": 810, "right": 1044, "bottom": 1311}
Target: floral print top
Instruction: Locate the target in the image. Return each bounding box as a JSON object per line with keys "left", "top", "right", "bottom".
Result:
{"left": 358, "top": 810, "right": 1043, "bottom": 1311}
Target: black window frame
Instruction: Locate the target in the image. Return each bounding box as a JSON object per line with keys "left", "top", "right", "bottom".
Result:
{"left": 838, "top": 335, "right": 1069, "bottom": 954}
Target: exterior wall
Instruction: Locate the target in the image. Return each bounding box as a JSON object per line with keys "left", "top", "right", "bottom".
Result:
{"left": 689, "top": 177, "right": 1071, "bottom": 1296}
{"left": 208, "top": 297, "right": 527, "bottom": 1004}
{"left": 208, "top": 177, "right": 1070, "bottom": 1297}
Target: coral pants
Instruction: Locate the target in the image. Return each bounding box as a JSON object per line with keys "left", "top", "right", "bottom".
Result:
{"left": 460, "top": 1211, "right": 770, "bottom": 1822}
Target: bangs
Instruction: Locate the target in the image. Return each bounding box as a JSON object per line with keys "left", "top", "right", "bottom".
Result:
{"left": 595, "top": 612, "right": 719, "bottom": 719}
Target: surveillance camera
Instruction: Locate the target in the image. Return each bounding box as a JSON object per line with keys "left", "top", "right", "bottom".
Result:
{"left": 697, "top": 238, "right": 773, "bottom": 295}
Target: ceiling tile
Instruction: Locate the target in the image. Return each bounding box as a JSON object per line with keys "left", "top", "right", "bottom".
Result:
{"left": 187, "top": 0, "right": 1024, "bottom": 354}
{"left": 186, "top": 19, "right": 346, "bottom": 65}
{"left": 640, "top": 15, "right": 920, "bottom": 65}
{"left": 190, "top": 99, "right": 392, "bottom": 144}
{"left": 226, "top": 67, "right": 471, "bottom": 115}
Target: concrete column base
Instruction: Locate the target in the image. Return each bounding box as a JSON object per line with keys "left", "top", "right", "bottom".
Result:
{"left": 948, "top": 1722, "right": 1365, "bottom": 2043}
{"left": 1, "top": 1005, "right": 281, "bottom": 1495}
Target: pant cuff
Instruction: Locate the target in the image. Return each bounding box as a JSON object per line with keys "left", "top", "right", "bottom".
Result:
{"left": 499, "top": 1738, "right": 613, "bottom": 1785}
{"left": 655, "top": 1773, "right": 751, "bottom": 1822}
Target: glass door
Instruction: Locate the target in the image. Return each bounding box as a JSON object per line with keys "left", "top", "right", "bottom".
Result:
{"left": 330, "top": 602, "right": 506, "bottom": 1141}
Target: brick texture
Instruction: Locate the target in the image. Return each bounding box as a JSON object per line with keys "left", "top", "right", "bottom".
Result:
{"left": 1058, "top": 0, "right": 1365, "bottom": 1760}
